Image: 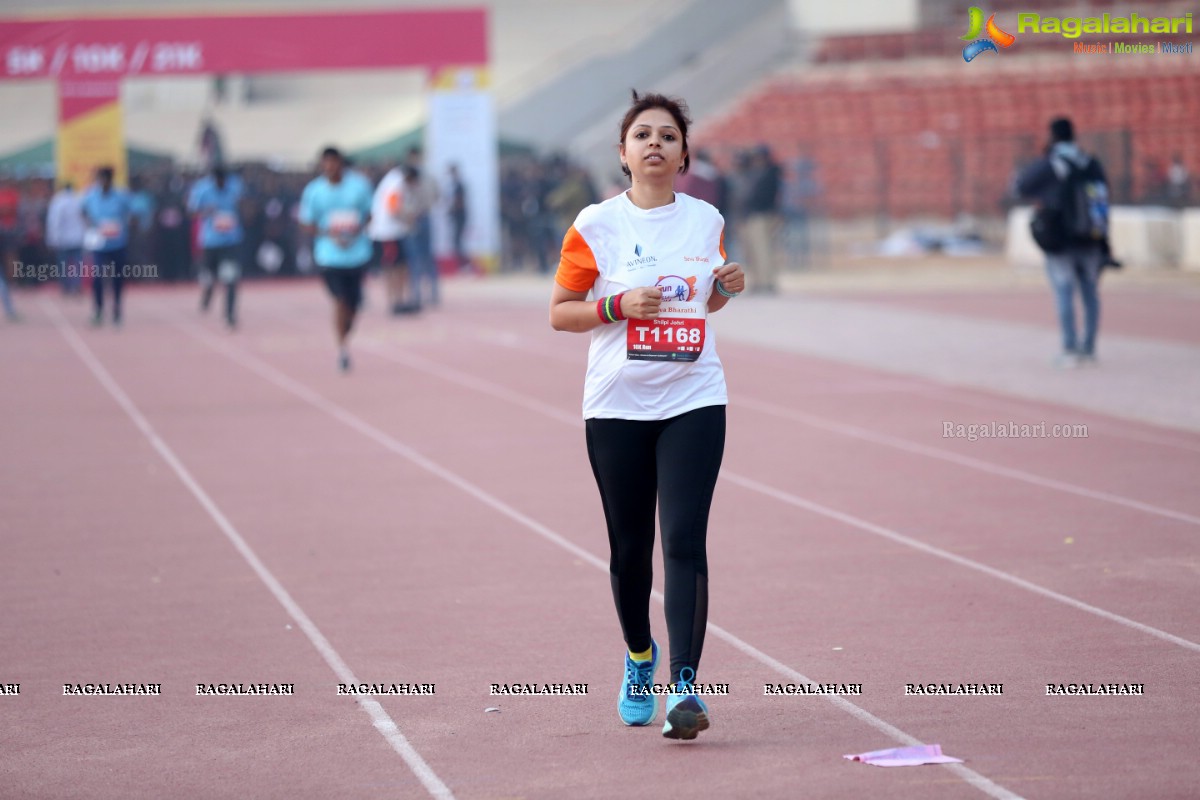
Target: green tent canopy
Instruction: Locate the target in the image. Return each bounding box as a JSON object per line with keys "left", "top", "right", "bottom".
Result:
{"left": 0, "top": 138, "right": 174, "bottom": 176}
{"left": 349, "top": 126, "right": 535, "bottom": 165}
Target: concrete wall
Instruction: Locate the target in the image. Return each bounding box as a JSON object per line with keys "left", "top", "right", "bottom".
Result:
{"left": 1181, "top": 208, "right": 1200, "bottom": 272}
{"left": 787, "top": 0, "right": 918, "bottom": 33}
{"left": 1108, "top": 207, "right": 1181, "bottom": 270}
{"left": 1007, "top": 205, "right": 1199, "bottom": 270}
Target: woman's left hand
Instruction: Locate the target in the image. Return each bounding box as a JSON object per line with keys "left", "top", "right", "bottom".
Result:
{"left": 713, "top": 263, "right": 745, "bottom": 296}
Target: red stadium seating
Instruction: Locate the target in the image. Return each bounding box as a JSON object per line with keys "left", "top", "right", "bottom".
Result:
{"left": 697, "top": 46, "right": 1200, "bottom": 219}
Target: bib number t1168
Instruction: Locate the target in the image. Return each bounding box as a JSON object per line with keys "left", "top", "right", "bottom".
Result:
{"left": 627, "top": 303, "right": 706, "bottom": 362}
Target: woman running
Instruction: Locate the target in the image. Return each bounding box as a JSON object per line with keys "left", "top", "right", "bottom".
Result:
{"left": 549, "top": 91, "right": 745, "bottom": 741}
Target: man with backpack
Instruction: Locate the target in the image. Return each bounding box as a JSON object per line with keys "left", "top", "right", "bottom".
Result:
{"left": 1017, "top": 117, "right": 1115, "bottom": 368}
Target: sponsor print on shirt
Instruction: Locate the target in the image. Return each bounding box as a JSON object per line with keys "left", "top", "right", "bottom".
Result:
{"left": 212, "top": 211, "right": 237, "bottom": 233}
{"left": 627, "top": 273, "right": 705, "bottom": 362}
{"left": 327, "top": 209, "right": 362, "bottom": 246}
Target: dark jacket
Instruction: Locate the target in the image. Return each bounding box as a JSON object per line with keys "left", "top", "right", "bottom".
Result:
{"left": 744, "top": 162, "right": 782, "bottom": 215}
{"left": 1016, "top": 142, "right": 1107, "bottom": 210}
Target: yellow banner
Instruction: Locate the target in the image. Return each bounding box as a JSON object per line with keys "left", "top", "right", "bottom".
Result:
{"left": 57, "top": 100, "right": 127, "bottom": 190}
{"left": 430, "top": 66, "right": 491, "bottom": 91}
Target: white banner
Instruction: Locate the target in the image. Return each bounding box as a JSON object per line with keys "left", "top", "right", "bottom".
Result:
{"left": 426, "top": 67, "right": 499, "bottom": 271}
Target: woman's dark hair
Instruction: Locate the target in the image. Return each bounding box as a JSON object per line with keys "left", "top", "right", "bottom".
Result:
{"left": 618, "top": 90, "right": 691, "bottom": 178}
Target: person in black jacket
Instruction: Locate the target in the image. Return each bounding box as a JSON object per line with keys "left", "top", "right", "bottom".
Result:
{"left": 1016, "top": 117, "right": 1108, "bottom": 368}
{"left": 740, "top": 145, "right": 782, "bottom": 294}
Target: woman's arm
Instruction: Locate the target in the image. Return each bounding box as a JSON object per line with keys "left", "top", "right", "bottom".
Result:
{"left": 707, "top": 262, "right": 745, "bottom": 314}
{"left": 549, "top": 283, "right": 601, "bottom": 332}
{"left": 550, "top": 284, "right": 663, "bottom": 332}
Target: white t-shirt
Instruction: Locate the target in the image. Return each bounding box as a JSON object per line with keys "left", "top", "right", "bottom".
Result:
{"left": 555, "top": 191, "right": 728, "bottom": 421}
{"left": 368, "top": 168, "right": 408, "bottom": 241}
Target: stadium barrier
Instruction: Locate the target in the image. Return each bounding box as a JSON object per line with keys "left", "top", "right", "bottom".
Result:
{"left": 1181, "top": 209, "right": 1200, "bottom": 273}
{"left": 1007, "top": 206, "right": 1196, "bottom": 270}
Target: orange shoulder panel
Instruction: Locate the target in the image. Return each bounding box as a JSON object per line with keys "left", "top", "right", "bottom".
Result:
{"left": 554, "top": 225, "right": 599, "bottom": 293}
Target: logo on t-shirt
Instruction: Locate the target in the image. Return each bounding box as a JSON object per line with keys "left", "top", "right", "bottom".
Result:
{"left": 626, "top": 244, "right": 658, "bottom": 269}
{"left": 656, "top": 275, "right": 697, "bottom": 302}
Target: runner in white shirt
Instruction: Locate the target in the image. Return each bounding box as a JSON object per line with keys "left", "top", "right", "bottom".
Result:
{"left": 549, "top": 91, "right": 745, "bottom": 741}
{"left": 368, "top": 165, "right": 413, "bottom": 314}
{"left": 46, "top": 181, "right": 86, "bottom": 297}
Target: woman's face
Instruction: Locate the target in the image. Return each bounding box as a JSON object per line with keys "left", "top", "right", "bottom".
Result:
{"left": 620, "top": 108, "right": 685, "bottom": 182}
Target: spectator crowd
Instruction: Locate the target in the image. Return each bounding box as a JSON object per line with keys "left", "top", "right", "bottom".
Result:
{"left": 4, "top": 140, "right": 885, "bottom": 296}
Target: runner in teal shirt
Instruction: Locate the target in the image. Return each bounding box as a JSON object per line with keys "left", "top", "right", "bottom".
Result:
{"left": 299, "top": 158, "right": 373, "bottom": 269}
{"left": 82, "top": 171, "right": 132, "bottom": 252}
{"left": 81, "top": 167, "right": 132, "bottom": 326}
{"left": 299, "top": 147, "right": 374, "bottom": 372}
{"left": 188, "top": 166, "right": 245, "bottom": 328}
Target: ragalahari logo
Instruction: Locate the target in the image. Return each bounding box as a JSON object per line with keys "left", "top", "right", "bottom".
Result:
{"left": 961, "top": 6, "right": 1016, "bottom": 61}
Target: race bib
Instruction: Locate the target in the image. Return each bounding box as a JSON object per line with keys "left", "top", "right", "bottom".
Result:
{"left": 626, "top": 274, "right": 707, "bottom": 362}
{"left": 213, "top": 211, "right": 237, "bottom": 233}
{"left": 99, "top": 219, "right": 122, "bottom": 238}
{"left": 83, "top": 228, "right": 105, "bottom": 251}
{"left": 327, "top": 209, "right": 361, "bottom": 237}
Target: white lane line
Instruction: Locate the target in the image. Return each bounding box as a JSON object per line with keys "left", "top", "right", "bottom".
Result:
{"left": 245, "top": 298, "right": 581, "bottom": 426}
{"left": 358, "top": 339, "right": 582, "bottom": 427}
{"left": 911, "top": 386, "right": 1200, "bottom": 455}
{"left": 735, "top": 396, "right": 1200, "bottom": 529}
{"left": 717, "top": 471, "right": 1200, "bottom": 653}
{"left": 166, "top": 311, "right": 1024, "bottom": 800}
{"left": 42, "top": 300, "right": 455, "bottom": 800}
{"left": 405, "top": 308, "right": 1200, "bottom": 526}
{"left": 278, "top": 312, "right": 1200, "bottom": 655}
{"left": 341, "top": 302, "right": 1200, "bottom": 518}
{"left": 699, "top": 623, "right": 1022, "bottom": 800}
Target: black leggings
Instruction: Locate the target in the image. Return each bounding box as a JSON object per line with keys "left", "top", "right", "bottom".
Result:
{"left": 585, "top": 404, "right": 725, "bottom": 684}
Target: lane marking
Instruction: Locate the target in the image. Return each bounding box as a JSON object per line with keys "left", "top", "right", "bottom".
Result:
{"left": 736, "top": 396, "right": 1200, "bottom": 528}
{"left": 164, "top": 308, "right": 1025, "bottom": 800}
{"left": 264, "top": 289, "right": 1200, "bottom": 509}
{"left": 244, "top": 306, "right": 1200, "bottom": 655}
{"left": 308, "top": 285, "right": 1200, "bottom": 455}
{"left": 43, "top": 300, "right": 455, "bottom": 800}
{"left": 910, "top": 386, "right": 1200, "bottom": 455}
{"left": 717, "top": 471, "right": 1200, "bottom": 655}
{"left": 447, "top": 312, "right": 1200, "bottom": 522}
{"left": 358, "top": 339, "right": 581, "bottom": 427}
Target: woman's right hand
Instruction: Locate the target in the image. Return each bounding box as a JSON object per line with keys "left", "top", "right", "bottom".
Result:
{"left": 621, "top": 287, "right": 663, "bottom": 320}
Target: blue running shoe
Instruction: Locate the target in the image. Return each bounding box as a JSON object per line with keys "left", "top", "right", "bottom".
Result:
{"left": 662, "top": 667, "right": 710, "bottom": 740}
{"left": 618, "top": 640, "right": 659, "bottom": 726}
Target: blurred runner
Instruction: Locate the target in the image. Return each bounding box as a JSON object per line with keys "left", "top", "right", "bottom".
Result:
{"left": 299, "top": 147, "right": 373, "bottom": 372}
{"left": 81, "top": 167, "right": 133, "bottom": 328}
{"left": 402, "top": 148, "right": 439, "bottom": 308}
{"left": 368, "top": 163, "right": 414, "bottom": 314}
{"left": 47, "top": 180, "right": 86, "bottom": 297}
{"left": 0, "top": 178, "right": 21, "bottom": 320}
{"left": 188, "top": 165, "right": 245, "bottom": 329}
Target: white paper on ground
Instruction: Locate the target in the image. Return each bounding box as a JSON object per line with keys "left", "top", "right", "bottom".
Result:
{"left": 843, "top": 744, "right": 964, "bottom": 767}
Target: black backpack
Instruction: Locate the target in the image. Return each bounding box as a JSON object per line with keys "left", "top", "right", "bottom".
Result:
{"left": 1030, "top": 155, "right": 1109, "bottom": 254}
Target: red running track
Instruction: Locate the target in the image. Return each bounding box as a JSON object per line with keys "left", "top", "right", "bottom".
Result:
{"left": 2, "top": 281, "right": 1198, "bottom": 799}
{"left": 816, "top": 286, "right": 1200, "bottom": 346}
